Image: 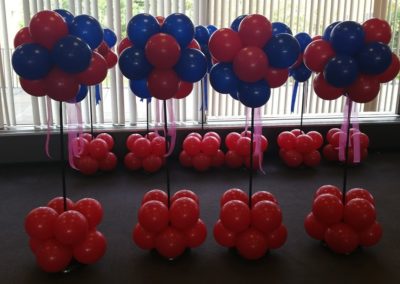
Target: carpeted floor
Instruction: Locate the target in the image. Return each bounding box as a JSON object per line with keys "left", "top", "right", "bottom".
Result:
{"left": 1, "top": 151, "right": 399, "bottom": 284}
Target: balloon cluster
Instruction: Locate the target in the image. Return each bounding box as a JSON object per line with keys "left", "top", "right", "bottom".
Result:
{"left": 322, "top": 128, "right": 369, "bottom": 164}
{"left": 124, "top": 132, "right": 166, "bottom": 173}
{"left": 24, "top": 197, "right": 106, "bottom": 272}
{"left": 289, "top": 33, "right": 312, "bottom": 82}
{"left": 119, "top": 13, "right": 207, "bottom": 101}
{"left": 13, "top": 10, "right": 109, "bottom": 102}
{"left": 194, "top": 25, "right": 218, "bottom": 71}
{"left": 179, "top": 132, "right": 224, "bottom": 171}
{"left": 277, "top": 129, "right": 323, "bottom": 167}
{"left": 133, "top": 189, "right": 207, "bottom": 259}
{"left": 209, "top": 14, "right": 300, "bottom": 107}
{"left": 305, "top": 185, "right": 382, "bottom": 254}
{"left": 304, "top": 19, "right": 400, "bottom": 103}
{"left": 224, "top": 131, "right": 268, "bottom": 169}
{"left": 72, "top": 133, "right": 117, "bottom": 175}
{"left": 214, "top": 189, "right": 287, "bottom": 260}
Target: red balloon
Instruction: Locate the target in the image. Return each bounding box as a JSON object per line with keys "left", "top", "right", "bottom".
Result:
{"left": 96, "top": 41, "right": 109, "bottom": 57}
{"left": 252, "top": 191, "right": 277, "bottom": 206}
{"left": 192, "top": 153, "right": 211, "bottom": 171}
{"left": 277, "top": 131, "right": 297, "bottom": 150}
{"left": 375, "top": 53, "right": 400, "bottom": 83}
{"left": 312, "top": 35, "right": 322, "bottom": 41}
{"left": 29, "top": 11, "right": 68, "bottom": 49}
{"left": 35, "top": 239, "right": 72, "bottom": 273}
{"left": 20, "top": 78, "right": 46, "bottom": 97}
{"left": 105, "top": 51, "right": 118, "bottom": 68}
{"left": 179, "top": 150, "right": 193, "bottom": 167}
{"left": 220, "top": 200, "right": 251, "bottom": 233}
{"left": 204, "top": 131, "right": 221, "bottom": 142}
{"left": 74, "top": 198, "right": 103, "bottom": 228}
{"left": 322, "top": 144, "right": 339, "bottom": 162}
{"left": 142, "top": 189, "right": 168, "bottom": 206}
{"left": 295, "top": 134, "right": 314, "bottom": 153}
{"left": 188, "top": 39, "right": 201, "bottom": 49}
{"left": 132, "top": 137, "right": 151, "bottom": 158}
{"left": 25, "top": 207, "right": 58, "bottom": 240}
{"left": 224, "top": 150, "right": 243, "bottom": 168}
{"left": 220, "top": 188, "right": 249, "bottom": 207}
{"left": 304, "top": 212, "right": 327, "bottom": 240}
{"left": 47, "top": 197, "right": 75, "bottom": 214}
{"left": 362, "top": 18, "right": 391, "bottom": 44}
{"left": 325, "top": 222, "right": 359, "bottom": 254}
{"left": 183, "top": 136, "right": 202, "bottom": 156}
{"left": 150, "top": 136, "right": 166, "bottom": 156}
{"left": 209, "top": 28, "right": 243, "bottom": 62}
{"left": 281, "top": 149, "right": 303, "bottom": 167}
{"left": 225, "top": 132, "right": 241, "bottom": 151}
{"left": 303, "top": 150, "right": 321, "bottom": 167}
{"left": 78, "top": 155, "right": 99, "bottom": 175}
{"left": 156, "top": 16, "right": 165, "bottom": 25}
{"left": 77, "top": 52, "right": 108, "bottom": 85}
{"left": 138, "top": 200, "right": 169, "bottom": 233}
{"left": 148, "top": 69, "right": 180, "bottom": 100}
{"left": 326, "top": 128, "right": 341, "bottom": 144}
{"left": 211, "top": 149, "right": 225, "bottom": 167}
{"left": 351, "top": 132, "right": 369, "bottom": 149}
{"left": 359, "top": 221, "right": 382, "bottom": 247}
{"left": 264, "top": 67, "right": 289, "bottom": 88}
{"left": 344, "top": 198, "right": 376, "bottom": 231}
{"left": 251, "top": 200, "right": 282, "bottom": 233}
{"left": 132, "top": 223, "right": 156, "bottom": 250}
{"left": 235, "top": 136, "right": 251, "bottom": 156}
{"left": 145, "top": 131, "right": 158, "bottom": 141}
{"left": 303, "top": 39, "right": 335, "bottom": 72}
{"left": 29, "top": 238, "right": 43, "bottom": 255}
{"left": 238, "top": 14, "right": 272, "bottom": 48}
{"left": 290, "top": 129, "right": 302, "bottom": 137}
{"left": 171, "top": 189, "right": 199, "bottom": 204}
{"left": 142, "top": 154, "right": 163, "bottom": 173}
{"left": 346, "top": 188, "right": 375, "bottom": 205}
{"left": 124, "top": 152, "right": 142, "bottom": 170}
{"left": 312, "top": 194, "right": 344, "bottom": 225}
{"left": 175, "top": 81, "right": 193, "bottom": 99}
{"left": 155, "top": 227, "right": 186, "bottom": 259}
{"left": 329, "top": 131, "right": 344, "bottom": 148}
{"left": 314, "top": 185, "right": 342, "bottom": 200}
{"left": 307, "top": 131, "right": 323, "bottom": 150}
{"left": 45, "top": 68, "right": 80, "bottom": 102}
{"left": 213, "top": 219, "right": 236, "bottom": 247}
{"left": 145, "top": 33, "right": 181, "bottom": 69}
{"left": 347, "top": 75, "right": 380, "bottom": 103}
{"left": 188, "top": 132, "right": 202, "bottom": 139}
{"left": 184, "top": 219, "right": 207, "bottom": 248}
{"left": 89, "top": 138, "right": 109, "bottom": 160}
{"left": 233, "top": 46, "right": 268, "bottom": 82}
{"left": 81, "top": 132, "right": 93, "bottom": 142}
{"left": 201, "top": 136, "right": 220, "bottom": 156}
{"left": 117, "top": 37, "right": 133, "bottom": 55}
{"left": 73, "top": 230, "right": 107, "bottom": 264}
{"left": 71, "top": 137, "right": 90, "bottom": 157}
{"left": 126, "top": 133, "right": 142, "bottom": 152}
{"left": 54, "top": 210, "right": 89, "bottom": 246}
{"left": 14, "top": 27, "right": 33, "bottom": 48}
{"left": 96, "top": 133, "right": 114, "bottom": 150}
{"left": 313, "top": 72, "right": 343, "bottom": 100}
{"left": 98, "top": 152, "right": 117, "bottom": 171}
{"left": 267, "top": 224, "right": 288, "bottom": 249}
{"left": 236, "top": 228, "right": 268, "bottom": 260}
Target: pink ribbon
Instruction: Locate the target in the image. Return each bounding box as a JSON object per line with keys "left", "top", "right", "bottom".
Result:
{"left": 253, "top": 107, "right": 265, "bottom": 173}
{"left": 165, "top": 99, "right": 176, "bottom": 157}
{"left": 45, "top": 97, "right": 53, "bottom": 159}
{"left": 339, "top": 97, "right": 361, "bottom": 163}
{"left": 351, "top": 103, "right": 361, "bottom": 163}
{"left": 66, "top": 103, "right": 83, "bottom": 169}
{"left": 244, "top": 107, "right": 249, "bottom": 134}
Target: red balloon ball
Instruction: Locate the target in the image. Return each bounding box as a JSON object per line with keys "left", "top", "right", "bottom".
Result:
{"left": 145, "top": 131, "right": 159, "bottom": 141}
{"left": 73, "top": 230, "right": 107, "bottom": 264}
{"left": 71, "top": 137, "right": 90, "bottom": 157}
{"left": 98, "top": 152, "right": 117, "bottom": 171}
{"left": 220, "top": 188, "right": 249, "bottom": 207}
{"left": 89, "top": 138, "right": 109, "bottom": 160}
{"left": 375, "top": 53, "right": 400, "bottom": 83}
{"left": 74, "top": 198, "right": 103, "bottom": 228}
{"left": 188, "top": 39, "right": 201, "bottom": 49}
{"left": 171, "top": 189, "right": 199, "bottom": 205}
{"left": 175, "top": 81, "right": 193, "bottom": 99}
{"left": 156, "top": 16, "right": 165, "bottom": 25}
{"left": 142, "top": 189, "right": 168, "bottom": 206}
{"left": 126, "top": 133, "right": 142, "bottom": 152}
{"left": 142, "top": 154, "right": 163, "bottom": 173}
{"left": 347, "top": 75, "right": 380, "bottom": 103}
{"left": 290, "top": 129, "right": 302, "bottom": 137}
{"left": 45, "top": 68, "right": 80, "bottom": 102}
{"left": 282, "top": 149, "right": 303, "bottom": 167}
{"left": 170, "top": 197, "right": 200, "bottom": 230}
{"left": 132, "top": 223, "right": 156, "bottom": 250}
{"left": 267, "top": 224, "right": 288, "bottom": 249}
{"left": 211, "top": 149, "right": 225, "bottom": 167}
{"left": 264, "top": 67, "right": 289, "bottom": 88}
{"left": 179, "top": 150, "right": 193, "bottom": 167}
{"left": 183, "top": 135, "right": 202, "bottom": 156}
{"left": 225, "top": 132, "right": 241, "bottom": 151}
{"left": 220, "top": 200, "right": 251, "bottom": 233}
{"left": 238, "top": 14, "right": 272, "bottom": 48}
{"left": 235, "top": 136, "right": 252, "bottom": 156}
{"left": 236, "top": 228, "right": 268, "bottom": 260}
{"left": 303, "top": 39, "right": 336, "bottom": 72}
{"left": 312, "top": 194, "right": 344, "bottom": 226}
{"left": 14, "top": 27, "right": 33, "bottom": 48}
{"left": 314, "top": 185, "right": 342, "bottom": 200}
{"left": 326, "top": 128, "right": 341, "bottom": 144}
{"left": 138, "top": 200, "right": 169, "bottom": 233}
{"left": 78, "top": 155, "right": 99, "bottom": 175}
{"left": 213, "top": 219, "right": 236, "bottom": 247}
{"left": 325, "top": 222, "right": 359, "bottom": 254}
{"left": 295, "top": 134, "right": 315, "bottom": 153}
{"left": 224, "top": 150, "right": 244, "bottom": 168}
{"left": 277, "top": 131, "right": 297, "bottom": 150}
{"left": 47, "top": 197, "right": 75, "bottom": 215}
{"left": 362, "top": 18, "right": 392, "bottom": 44}
{"left": 81, "top": 133, "right": 93, "bottom": 142}
{"left": 204, "top": 131, "right": 221, "bottom": 143}
{"left": 184, "top": 219, "right": 207, "bottom": 248}
{"left": 132, "top": 137, "right": 151, "bottom": 158}
{"left": 329, "top": 131, "right": 345, "bottom": 148}
{"left": 148, "top": 69, "right": 180, "bottom": 100}
{"left": 359, "top": 221, "right": 383, "bottom": 247}
{"left": 192, "top": 152, "right": 212, "bottom": 171}
{"left": 19, "top": 78, "right": 46, "bottom": 97}
{"left": 304, "top": 212, "right": 327, "bottom": 240}
{"left": 344, "top": 198, "right": 376, "bottom": 231}
{"left": 96, "top": 41, "right": 109, "bottom": 56}
{"left": 201, "top": 136, "right": 220, "bottom": 156}
{"left": 307, "top": 131, "right": 324, "bottom": 150}
{"left": 25, "top": 207, "right": 58, "bottom": 240}
{"left": 35, "top": 239, "right": 72, "bottom": 273}
{"left": 251, "top": 200, "right": 282, "bottom": 234}
{"left": 150, "top": 136, "right": 166, "bottom": 156}
{"left": 155, "top": 226, "right": 187, "bottom": 259}
{"left": 29, "top": 11, "right": 68, "bottom": 50}
{"left": 351, "top": 132, "right": 369, "bottom": 149}
{"left": 313, "top": 72, "right": 344, "bottom": 100}
{"left": 233, "top": 47, "right": 268, "bottom": 82}
{"left": 77, "top": 52, "right": 108, "bottom": 86}
{"left": 117, "top": 37, "right": 133, "bottom": 55}
{"left": 105, "top": 51, "right": 118, "bottom": 68}
{"left": 252, "top": 191, "right": 278, "bottom": 206}
{"left": 124, "top": 152, "right": 142, "bottom": 171}
{"left": 303, "top": 150, "right": 321, "bottom": 167}
{"left": 209, "top": 28, "right": 243, "bottom": 62}
{"left": 346, "top": 188, "right": 375, "bottom": 205}
{"left": 322, "top": 144, "right": 339, "bottom": 162}
{"left": 54, "top": 210, "right": 89, "bottom": 246}
{"left": 145, "top": 33, "right": 181, "bottom": 69}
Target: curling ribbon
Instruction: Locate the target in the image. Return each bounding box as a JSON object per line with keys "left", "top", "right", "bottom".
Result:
{"left": 244, "top": 107, "right": 249, "bottom": 134}
{"left": 339, "top": 97, "right": 361, "bottom": 163}
{"left": 352, "top": 102, "right": 361, "bottom": 163}
{"left": 66, "top": 103, "right": 83, "bottom": 170}
{"left": 253, "top": 107, "right": 265, "bottom": 174}
{"left": 165, "top": 99, "right": 177, "bottom": 157}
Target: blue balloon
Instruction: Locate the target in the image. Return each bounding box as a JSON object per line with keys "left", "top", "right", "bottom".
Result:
{"left": 357, "top": 42, "right": 392, "bottom": 75}
{"left": 264, "top": 34, "right": 301, "bottom": 68}
{"left": 54, "top": 9, "right": 74, "bottom": 28}
{"left": 118, "top": 47, "right": 152, "bottom": 80}
{"left": 12, "top": 43, "right": 52, "bottom": 80}
{"left": 295, "top": 33, "right": 312, "bottom": 52}
{"left": 291, "top": 63, "right": 312, "bottom": 82}
{"left": 322, "top": 21, "right": 340, "bottom": 41}
{"left": 129, "top": 79, "right": 151, "bottom": 100}
{"left": 330, "top": 21, "right": 365, "bottom": 56}
{"left": 231, "top": 15, "right": 247, "bottom": 32}
{"left": 194, "top": 25, "right": 210, "bottom": 45}
{"left": 324, "top": 55, "right": 358, "bottom": 88}
{"left": 103, "top": 28, "right": 117, "bottom": 48}
{"left": 52, "top": 35, "right": 92, "bottom": 74}
{"left": 209, "top": 63, "right": 239, "bottom": 94}
{"left": 272, "top": 22, "right": 292, "bottom": 35}
{"left": 207, "top": 25, "right": 217, "bottom": 35}
{"left": 174, "top": 49, "right": 207, "bottom": 82}
{"left": 238, "top": 80, "right": 271, "bottom": 108}
{"left": 70, "top": 15, "right": 104, "bottom": 49}
{"left": 127, "top": 13, "right": 159, "bottom": 48}
{"left": 230, "top": 91, "right": 239, "bottom": 100}
{"left": 162, "top": 13, "right": 195, "bottom": 49}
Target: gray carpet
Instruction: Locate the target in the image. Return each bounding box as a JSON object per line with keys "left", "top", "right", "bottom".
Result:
{"left": 1, "top": 152, "right": 399, "bottom": 284}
